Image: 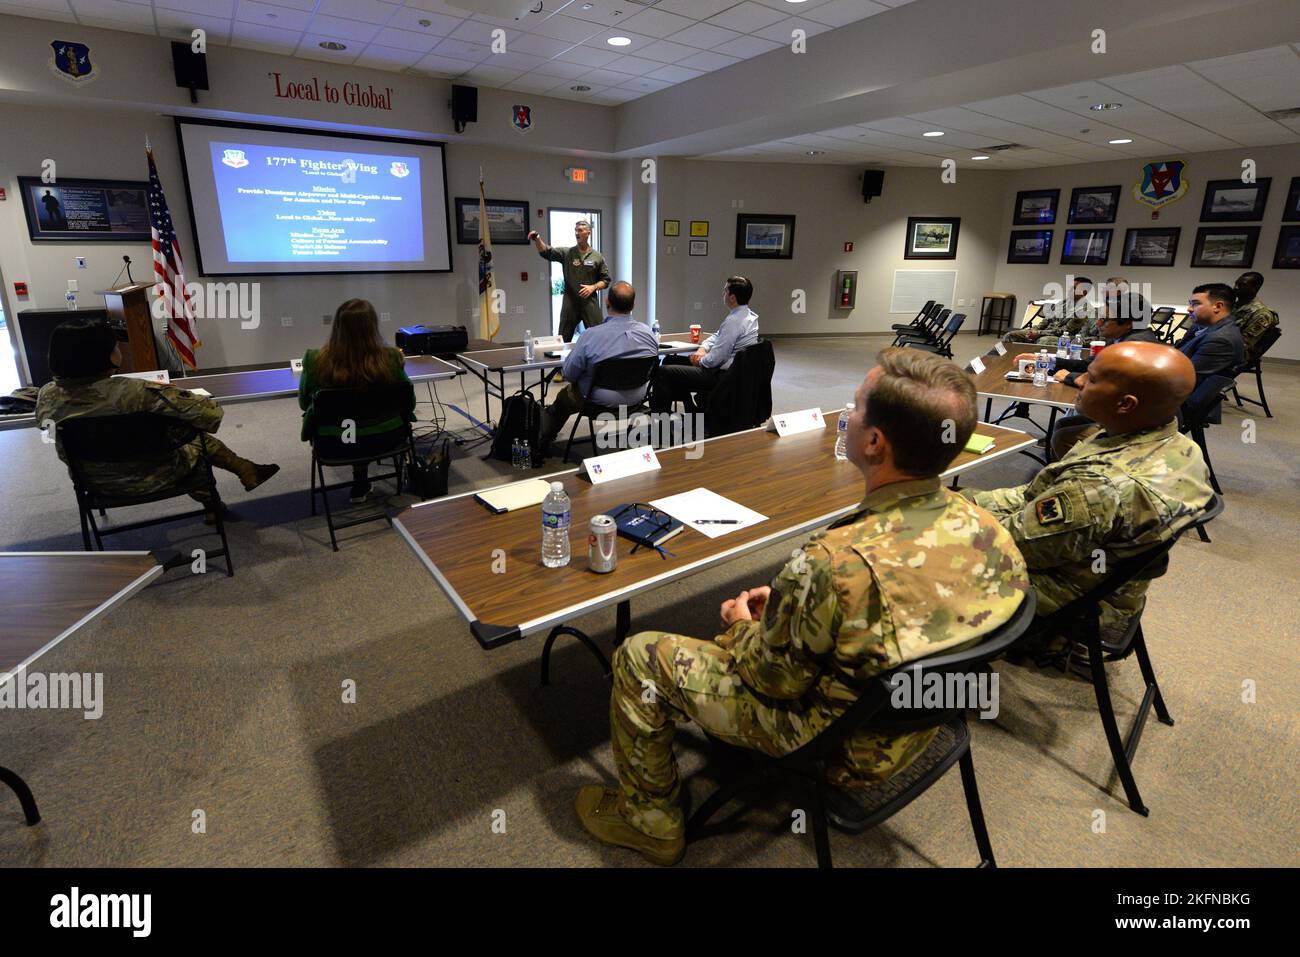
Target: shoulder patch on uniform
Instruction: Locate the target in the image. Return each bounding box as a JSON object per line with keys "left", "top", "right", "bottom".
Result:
{"left": 1035, "top": 493, "right": 1070, "bottom": 526}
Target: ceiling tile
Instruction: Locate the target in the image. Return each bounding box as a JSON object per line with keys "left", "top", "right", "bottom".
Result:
{"left": 158, "top": 0, "right": 235, "bottom": 17}
{"left": 603, "top": 55, "right": 666, "bottom": 77}
{"left": 636, "top": 38, "right": 698, "bottom": 63}
{"left": 431, "top": 36, "right": 491, "bottom": 63}
{"left": 370, "top": 25, "right": 446, "bottom": 53}
{"left": 707, "top": 2, "right": 787, "bottom": 33}
{"left": 236, "top": 0, "right": 313, "bottom": 33}
{"left": 229, "top": 22, "right": 302, "bottom": 54}
{"left": 528, "top": 13, "right": 601, "bottom": 43}
{"left": 412, "top": 53, "right": 479, "bottom": 77}
{"left": 314, "top": 0, "right": 394, "bottom": 25}
{"left": 805, "top": 0, "right": 890, "bottom": 28}
{"left": 382, "top": 7, "right": 464, "bottom": 36}
{"left": 508, "top": 33, "right": 575, "bottom": 59}
{"left": 618, "top": 8, "right": 697, "bottom": 39}
{"left": 351, "top": 44, "right": 424, "bottom": 70}
{"left": 654, "top": 0, "right": 737, "bottom": 18}
{"left": 309, "top": 14, "right": 382, "bottom": 44}
{"left": 752, "top": 16, "right": 833, "bottom": 44}
{"left": 714, "top": 34, "right": 784, "bottom": 59}
{"left": 674, "top": 49, "right": 741, "bottom": 73}
{"left": 646, "top": 63, "right": 704, "bottom": 84}
{"left": 667, "top": 22, "right": 743, "bottom": 51}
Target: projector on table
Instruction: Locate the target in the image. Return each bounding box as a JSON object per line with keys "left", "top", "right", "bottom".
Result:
{"left": 397, "top": 325, "right": 469, "bottom": 356}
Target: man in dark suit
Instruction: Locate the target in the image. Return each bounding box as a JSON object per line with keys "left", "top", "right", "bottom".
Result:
{"left": 1178, "top": 283, "right": 1244, "bottom": 426}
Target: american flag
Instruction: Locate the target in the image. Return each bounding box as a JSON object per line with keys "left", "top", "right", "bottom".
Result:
{"left": 478, "top": 175, "right": 498, "bottom": 341}
{"left": 146, "top": 148, "right": 200, "bottom": 368}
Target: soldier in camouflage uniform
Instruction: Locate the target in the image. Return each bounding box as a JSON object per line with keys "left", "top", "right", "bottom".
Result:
{"left": 1229, "top": 271, "right": 1278, "bottom": 365}
{"left": 1004, "top": 275, "right": 1097, "bottom": 346}
{"left": 966, "top": 341, "right": 1212, "bottom": 660}
{"left": 575, "top": 349, "right": 1030, "bottom": 865}
{"left": 35, "top": 319, "right": 279, "bottom": 512}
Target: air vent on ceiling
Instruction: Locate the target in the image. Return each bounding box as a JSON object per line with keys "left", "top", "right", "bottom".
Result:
{"left": 979, "top": 143, "right": 1025, "bottom": 152}
{"left": 1264, "top": 107, "right": 1300, "bottom": 120}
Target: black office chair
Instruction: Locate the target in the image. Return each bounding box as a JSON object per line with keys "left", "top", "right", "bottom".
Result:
{"left": 1161, "top": 314, "right": 1188, "bottom": 344}
{"left": 59, "top": 413, "right": 233, "bottom": 576}
{"left": 902, "top": 313, "right": 965, "bottom": 359}
{"left": 307, "top": 382, "right": 416, "bottom": 551}
{"left": 1179, "top": 373, "right": 1236, "bottom": 497}
{"left": 1023, "top": 494, "right": 1222, "bottom": 817}
{"left": 1147, "top": 306, "right": 1176, "bottom": 340}
{"left": 701, "top": 339, "right": 775, "bottom": 439}
{"left": 0, "top": 765, "right": 40, "bottom": 826}
{"left": 686, "top": 592, "right": 1036, "bottom": 868}
{"left": 560, "top": 355, "right": 660, "bottom": 462}
{"left": 1229, "top": 326, "right": 1281, "bottom": 419}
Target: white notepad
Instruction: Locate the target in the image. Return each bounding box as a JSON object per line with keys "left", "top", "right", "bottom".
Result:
{"left": 475, "top": 478, "right": 554, "bottom": 514}
{"left": 649, "top": 488, "right": 768, "bottom": 539}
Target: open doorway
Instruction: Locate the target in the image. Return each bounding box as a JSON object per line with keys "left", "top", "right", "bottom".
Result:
{"left": 546, "top": 207, "right": 603, "bottom": 338}
{"left": 0, "top": 268, "right": 20, "bottom": 395}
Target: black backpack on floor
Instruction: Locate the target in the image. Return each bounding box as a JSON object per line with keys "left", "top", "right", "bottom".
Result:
{"left": 488, "top": 390, "right": 542, "bottom": 463}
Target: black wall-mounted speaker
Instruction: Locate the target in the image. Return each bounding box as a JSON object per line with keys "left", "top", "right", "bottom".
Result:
{"left": 862, "top": 169, "right": 884, "bottom": 203}
{"left": 171, "top": 42, "right": 208, "bottom": 103}
{"left": 451, "top": 85, "right": 478, "bottom": 131}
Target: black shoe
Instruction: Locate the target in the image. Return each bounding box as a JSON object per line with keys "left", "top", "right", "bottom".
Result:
{"left": 349, "top": 481, "right": 372, "bottom": 504}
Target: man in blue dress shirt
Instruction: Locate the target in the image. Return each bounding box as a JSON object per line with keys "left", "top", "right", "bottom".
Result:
{"left": 537, "top": 280, "right": 659, "bottom": 455}
{"left": 650, "top": 276, "right": 760, "bottom": 413}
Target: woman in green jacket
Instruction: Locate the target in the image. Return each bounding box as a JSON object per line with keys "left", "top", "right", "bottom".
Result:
{"left": 298, "top": 299, "right": 415, "bottom": 502}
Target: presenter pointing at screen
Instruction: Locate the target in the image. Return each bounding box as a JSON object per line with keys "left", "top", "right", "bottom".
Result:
{"left": 529, "top": 220, "right": 611, "bottom": 341}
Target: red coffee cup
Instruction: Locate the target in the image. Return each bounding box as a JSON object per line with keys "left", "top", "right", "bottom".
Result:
{"left": 689, "top": 324, "right": 702, "bottom": 343}
{"left": 1090, "top": 340, "right": 1105, "bottom": 357}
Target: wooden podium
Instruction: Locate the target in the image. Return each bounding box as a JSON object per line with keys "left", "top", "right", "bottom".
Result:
{"left": 99, "top": 282, "right": 160, "bottom": 374}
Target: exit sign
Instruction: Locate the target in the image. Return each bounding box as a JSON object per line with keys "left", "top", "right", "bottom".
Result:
{"left": 565, "top": 167, "right": 592, "bottom": 184}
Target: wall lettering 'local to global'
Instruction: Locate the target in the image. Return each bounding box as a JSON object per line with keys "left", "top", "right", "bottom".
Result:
{"left": 271, "top": 72, "right": 393, "bottom": 111}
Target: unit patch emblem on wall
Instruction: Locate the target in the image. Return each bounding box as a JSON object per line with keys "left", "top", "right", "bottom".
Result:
{"left": 50, "top": 40, "right": 98, "bottom": 83}
{"left": 512, "top": 104, "right": 533, "bottom": 133}
{"left": 1134, "top": 160, "right": 1188, "bottom": 210}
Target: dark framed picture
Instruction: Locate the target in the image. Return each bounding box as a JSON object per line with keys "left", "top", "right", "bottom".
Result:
{"left": 689, "top": 239, "right": 708, "bottom": 256}
{"left": 663, "top": 219, "right": 680, "bottom": 237}
{"left": 454, "top": 197, "right": 530, "bottom": 244}
{"left": 735, "top": 214, "right": 795, "bottom": 259}
{"left": 1271, "top": 225, "right": 1300, "bottom": 269}
{"left": 1190, "top": 226, "right": 1259, "bottom": 268}
{"left": 1060, "top": 228, "right": 1112, "bottom": 265}
{"left": 1006, "top": 229, "right": 1052, "bottom": 264}
{"left": 1199, "top": 178, "right": 1271, "bottom": 222}
{"left": 904, "top": 217, "right": 960, "bottom": 259}
{"left": 1284, "top": 178, "right": 1300, "bottom": 222}
{"left": 1121, "top": 227, "right": 1180, "bottom": 267}
{"left": 17, "top": 175, "right": 152, "bottom": 242}
{"left": 1067, "top": 185, "right": 1121, "bottom": 224}
{"left": 1013, "top": 189, "right": 1060, "bottom": 225}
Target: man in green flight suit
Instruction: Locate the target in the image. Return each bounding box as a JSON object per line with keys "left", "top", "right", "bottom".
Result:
{"left": 528, "top": 220, "right": 611, "bottom": 342}
{"left": 574, "top": 348, "right": 1030, "bottom": 865}
{"left": 964, "top": 341, "right": 1213, "bottom": 663}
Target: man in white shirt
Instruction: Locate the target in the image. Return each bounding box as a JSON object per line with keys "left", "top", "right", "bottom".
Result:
{"left": 650, "top": 276, "right": 759, "bottom": 413}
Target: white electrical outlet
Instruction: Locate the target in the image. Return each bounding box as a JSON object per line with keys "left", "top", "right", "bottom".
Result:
{"left": 514, "top": 305, "right": 524, "bottom": 313}
{"left": 67, "top": 279, "right": 78, "bottom": 292}
{"left": 380, "top": 312, "right": 391, "bottom": 322}
{"left": 737, "top": 199, "right": 744, "bottom": 209}
{"left": 693, "top": 302, "right": 702, "bottom": 310}
{"left": 281, "top": 316, "right": 292, "bottom": 327}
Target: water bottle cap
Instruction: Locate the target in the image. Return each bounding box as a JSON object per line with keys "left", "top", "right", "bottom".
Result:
{"left": 551, "top": 481, "right": 563, "bottom": 492}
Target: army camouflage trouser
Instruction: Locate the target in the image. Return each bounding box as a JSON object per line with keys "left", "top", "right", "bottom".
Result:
{"left": 610, "top": 631, "right": 940, "bottom": 841}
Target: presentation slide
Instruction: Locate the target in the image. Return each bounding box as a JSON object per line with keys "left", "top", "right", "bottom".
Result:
{"left": 176, "top": 120, "right": 451, "bottom": 275}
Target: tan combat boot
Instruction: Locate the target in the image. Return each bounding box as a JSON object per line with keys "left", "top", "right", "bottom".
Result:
{"left": 574, "top": 786, "right": 685, "bottom": 866}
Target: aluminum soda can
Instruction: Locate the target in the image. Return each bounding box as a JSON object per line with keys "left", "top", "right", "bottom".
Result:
{"left": 588, "top": 515, "right": 617, "bottom": 573}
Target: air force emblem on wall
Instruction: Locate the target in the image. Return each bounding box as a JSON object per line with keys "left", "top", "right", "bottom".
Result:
{"left": 512, "top": 105, "right": 533, "bottom": 133}
{"left": 1134, "top": 160, "right": 1188, "bottom": 210}
{"left": 50, "top": 41, "right": 98, "bottom": 83}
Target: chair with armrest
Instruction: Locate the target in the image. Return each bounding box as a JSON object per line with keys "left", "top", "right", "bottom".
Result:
{"left": 560, "top": 355, "right": 659, "bottom": 462}
{"left": 686, "top": 591, "right": 1036, "bottom": 868}
{"left": 59, "top": 413, "right": 233, "bottom": 576}
{"left": 307, "top": 382, "right": 416, "bottom": 551}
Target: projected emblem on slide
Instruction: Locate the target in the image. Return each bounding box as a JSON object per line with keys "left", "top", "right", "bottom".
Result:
{"left": 208, "top": 141, "right": 424, "bottom": 264}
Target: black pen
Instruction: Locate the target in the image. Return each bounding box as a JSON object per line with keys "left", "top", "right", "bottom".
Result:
{"left": 695, "top": 519, "right": 740, "bottom": 525}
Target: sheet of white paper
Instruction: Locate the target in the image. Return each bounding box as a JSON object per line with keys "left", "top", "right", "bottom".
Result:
{"left": 649, "top": 487, "right": 768, "bottom": 539}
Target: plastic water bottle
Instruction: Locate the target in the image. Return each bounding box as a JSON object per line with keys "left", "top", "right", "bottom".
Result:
{"left": 523, "top": 330, "right": 534, "bottom": 362}
{"left": 1033, "top": 349, "right": 1049, "bottom": 388}
{"left": 1057, "top": 332, "right": 1070, "bottom": 360}
{"left": 65, "top": 289, "right": 77, "bottom": 310}
{"left": 541, "top": 481, "right": 571, "bottom": 567}
{"left": 519, "top": 438, "right": 531, "bottom": 469}
{"left": 511, "top": 438, "right": 523, "bottom": 469}
{"left": 1069, "top": 340, "right": 1083, "bottom": 361}
{"left": 651, "top": 316, "right": 661, "bottom": 342}
{"left": 834, "top": 401, "right": 852, "bottom": 461}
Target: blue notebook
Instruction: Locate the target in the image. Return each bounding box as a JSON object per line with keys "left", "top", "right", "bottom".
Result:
{"left": 610, "top": 503, "right": 685, "bottom": 550}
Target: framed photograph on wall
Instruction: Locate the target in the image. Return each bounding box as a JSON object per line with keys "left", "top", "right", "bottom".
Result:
{"left": 1060, "top": 228, "right": 1112, "bottom": 265}
{"left": 1067, "top": 185, "right": 1121, "bottom": 224}
{"left": 904, "top": 217, "right": 960, "bottom": 259}
{"left": 1190, "top": 226, "right": 1259, "bottom": 268}
{"left": 735, "top": 214, "right": 795, "bottom": 259}
{"left": 689, "top": 239, "right": 708, "bottom": 256}
{"left": 1271, "top": 225, "right": 1300, "bottom": 269}
{"left": 17, "top": 175, "right": 152, "bottom": 242}
{"left": 690, "top": 220, "right": 709, "bottom": 237}
{"left": 1013, "top": 189, "right": 1060, "bottom": 225}
{"left": 1284, "top": 178, "right": 1300, "bottom": 222}
{"left": 663, "top": 219, "right": 680, "bottom": 237}
{"left": 454, "top": 197, "right": 530, "bottom": 244}
{"left": 1121, "top": 227, "right": 1180, "bottom": 267}
{"left": 1199, "top": 178, "right": 1271, "bottom": 222}
{"left": 1006, "top": 229, "right": 1053, "bottom": 264}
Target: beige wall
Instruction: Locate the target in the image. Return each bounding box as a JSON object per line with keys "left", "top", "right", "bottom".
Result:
{"left": 993, "top": 143, "right": 1299, "bottom": 359}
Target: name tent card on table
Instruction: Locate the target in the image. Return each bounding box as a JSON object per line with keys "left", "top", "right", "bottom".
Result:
{"left": 584, "top": 445, "right": 661, "bottom": 485}
{"left": 994, "top": 341, "right": 1008, "bottom": 356}
{"left": 290, "top": 358, "right": 304, "bottom": 374}
{"left": 113, "top": 370, "right": 170, "bottom": 384}
{"left": 969, "top": 356, "right": 986, "bottom": 375}
{"left": 767, "top": 407, "right": 824, "bottom": 436}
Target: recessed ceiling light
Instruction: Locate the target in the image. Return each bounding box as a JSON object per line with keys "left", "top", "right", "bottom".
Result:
{"left": 607, "top": 36, "right": 631, "bottom": 46}
{"left": 570, "top": 85, "right": 591, "bottom": 92}
{"left": 922, "top": 131, "right": 944, "bottom": 137}
{"left": 971, "top": 154, "right": 990, "bottom": 160}
{"left": 1090, "top": 102, "right": 1122, "bottom": 111}
{"left": 1109, "top": 138, "right": 1133, "bottom": 144}
{"left": 319, "top": 41, "right": 347, "bottom": 51}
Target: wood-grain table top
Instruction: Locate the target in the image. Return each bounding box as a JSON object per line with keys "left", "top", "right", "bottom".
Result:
{"left": 457, "top": 332, "right": 699, "bottom": 374}
{"left": 394, "top": 418, "right": 1037, "bottom": 647}
{"left": 0, "top": 551, "right": 161, "bottom": 679}
{"left": 970, "top": 350, "right": 1080, "bottom": 411}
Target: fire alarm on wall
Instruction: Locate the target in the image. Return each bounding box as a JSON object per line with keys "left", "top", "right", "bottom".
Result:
{"left": 14, "top": 281, "right": 29, "bottom": 296}
{"left": 843, "top": 242, "right": 854, "bottom": 252}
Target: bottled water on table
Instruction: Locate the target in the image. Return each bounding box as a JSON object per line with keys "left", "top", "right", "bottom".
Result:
{"left": 519, "top": 439, "right": 531, "bottom": 469}
{"left": 834, "top": 400, "right": 852, "bottom": 461}
{"left": 523, "top": 329, "right": 534, "bottom": 362}
{"left": 1057, "top": 332, "right": 1070, "bottom": 359}
{"left": 541, "top": 481, "right": 571, "bottom": 568}
{"left": 651, "top": 316, "right": 661, "bottom": 342}
{"left": 1033, "top": 350, "right": 1049, "bottom": 388}
{"left": 1069, "top": 340, "right": 1083, "bottom": 361}
{"left": 511, "top": 438, "right": 522, "bottom": 469}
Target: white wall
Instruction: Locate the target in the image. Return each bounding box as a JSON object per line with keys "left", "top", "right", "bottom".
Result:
{"left": 993, "top": 143, "right": 1299, "bottom": 359}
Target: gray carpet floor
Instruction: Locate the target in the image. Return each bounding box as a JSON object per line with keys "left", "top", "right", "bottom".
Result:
{"left": 1, "top": 334, "right": 1296, "bottom": 867}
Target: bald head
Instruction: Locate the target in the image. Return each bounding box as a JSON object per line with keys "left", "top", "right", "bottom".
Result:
{"left": 1076, "top": 341, "right": 1195, "bottom": 433}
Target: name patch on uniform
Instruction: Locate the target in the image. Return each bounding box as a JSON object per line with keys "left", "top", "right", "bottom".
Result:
{"left": 1035, "top": 494, "right": 1070, "bottom": 525}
